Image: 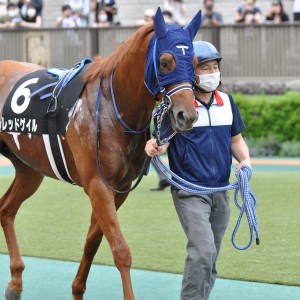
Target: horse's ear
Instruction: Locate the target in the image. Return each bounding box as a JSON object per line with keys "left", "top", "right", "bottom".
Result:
{"left": 154, "top": 7, "right": 168, "bottom": 39}
{"left": 184, "top": 10, "right": 202, "bottom": 41}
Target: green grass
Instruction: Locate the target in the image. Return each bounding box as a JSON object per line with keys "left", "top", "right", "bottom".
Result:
{"left": 0, "top": 172, "right": 300, "bottom": 286}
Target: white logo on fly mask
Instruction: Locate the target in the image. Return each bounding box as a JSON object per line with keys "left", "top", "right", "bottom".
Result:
{"left": 11, "top": 78, "right": 39, "bottom": 114}
{"left": 176, "top": 45, "right": 189, "bottom": 55}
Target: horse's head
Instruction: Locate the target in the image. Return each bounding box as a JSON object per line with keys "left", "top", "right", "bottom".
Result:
{"left": 145, "top": 8, "right": 202, "bottom": 134}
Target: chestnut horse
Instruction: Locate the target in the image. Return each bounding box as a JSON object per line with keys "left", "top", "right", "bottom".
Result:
{"left": 0, "top": 8, "right": 201, "bottom": 300}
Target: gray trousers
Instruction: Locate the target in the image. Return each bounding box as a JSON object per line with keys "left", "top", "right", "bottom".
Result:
{"left": 172, "top": 190, "right": 230, "bottom": 300}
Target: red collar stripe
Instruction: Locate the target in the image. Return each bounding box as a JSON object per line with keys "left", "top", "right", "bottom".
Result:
{"left": 194, "top": 99, "right": 200, "bottom": 107}
{"left": 214, "top": 90, "right": 224, "bottom": 106}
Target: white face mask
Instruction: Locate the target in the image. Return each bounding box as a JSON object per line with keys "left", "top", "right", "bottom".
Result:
{"left": 196, "top": 72, "right": 220, "bottom": 92}
{"left": 27, "top": 8, "right": 36, "bottom": 18}
{"left": 8, "top": 9, "right": 19, "bottom": 18}
{"left": 98, "top": 14, "right": 108, "bottom": 23}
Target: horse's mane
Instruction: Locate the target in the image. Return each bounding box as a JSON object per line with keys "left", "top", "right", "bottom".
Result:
{"left": 84, "top": 23, "right": 154, "bottom": 83}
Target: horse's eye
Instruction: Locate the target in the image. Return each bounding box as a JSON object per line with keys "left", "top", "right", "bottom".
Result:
{"left": 159, "top": 60, "right": 170, "bottom": 73}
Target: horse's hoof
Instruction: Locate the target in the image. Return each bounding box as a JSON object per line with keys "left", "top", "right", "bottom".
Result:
{"left": 4, "top": 286, "right": 21, "bottom": 300}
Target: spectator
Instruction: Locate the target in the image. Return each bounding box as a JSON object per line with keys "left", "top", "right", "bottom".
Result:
{"left": 265, "top": 0, "right": 289, "bottom": 23}
{"left": 235, "top": 0, "right": 262, "bottom": 24}
{"left": 64, "top": 0, "right": 90, "bottom": 26}
{"left": 135, "top": 8, "right": 154, "bottom": 27}
{"left": 1, "top": 2, "right": 22, "bottom": 28}
{"left": 202, "top": 0, "right": 223, "bottom": 26}
{"left": 19, "top": 2, "right": 42, "bottom": 28}
{"left": 18, "top": 0, "right": 43, "bottom": 18}
{"left": 91, "top": 0, "right": 118, "bottom": 25}
{"left": 293, "top": 0, "right": 300, "bottom": 21}
{"left": 0, "top": 0, "right": 7, "bottom": 23}
{"left": 162, "top": 9, "right": 173, "bottom": 24}
{"left": 93, "top": 7, "right": 109, "bottom": 27}
{"left": 163, "top": 0, "right": 186, "bottom": 26}
{"left": 56, "top": 4, "right": 81, "bottom": 28}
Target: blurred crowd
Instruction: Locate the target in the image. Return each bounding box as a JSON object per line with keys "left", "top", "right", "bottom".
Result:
{"left": 0, "top": 0, "right": 119, "bottom": 28}
{"left": 0, "top": 0, "right": 299, "bottom": 29}
{"left": 0, "top": 0, "right": 43, "bottom": 28}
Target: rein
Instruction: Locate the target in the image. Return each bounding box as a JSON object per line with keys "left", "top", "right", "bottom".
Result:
{"left": 152, "top": 155, "right": 260, "bottom": 250}
{"left": 95, "top": 77, "right": 151, "bottom": 194}
{"left": 109, "top": 73, "right": 150, "bottom": 134}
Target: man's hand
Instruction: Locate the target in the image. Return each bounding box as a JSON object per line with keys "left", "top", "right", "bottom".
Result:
{"left": 236, "top": 159, "right": 251, "bottom": 172}
{"left": 145, "top": 138, "right": 169, "bottom": 157}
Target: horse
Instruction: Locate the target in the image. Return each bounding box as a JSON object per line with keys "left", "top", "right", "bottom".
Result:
{"left": 0, "top": 8, "right": 201, "bottom": 300}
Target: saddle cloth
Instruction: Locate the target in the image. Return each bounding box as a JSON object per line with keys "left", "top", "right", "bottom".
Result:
{"left": 1, "top": 59, "right": 92, "bottom": 135}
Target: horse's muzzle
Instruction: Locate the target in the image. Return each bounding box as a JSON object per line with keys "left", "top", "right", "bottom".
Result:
{"left": 172, "top": 109, "right": 198, "bottom": 132}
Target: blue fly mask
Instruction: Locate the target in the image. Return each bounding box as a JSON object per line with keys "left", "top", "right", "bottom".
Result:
{"left": 144, "top": 8, "right": 202, "bottom": 97}
{"left": 144, "top": 7, "right": 202, "bottom": 145}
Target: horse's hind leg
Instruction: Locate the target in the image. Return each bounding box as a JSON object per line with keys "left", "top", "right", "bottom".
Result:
{"left": 72, "top": 194, "right": 128, "bottom": 300}
{"left": 0, "top": 154, "right": 44, "bottom": 299}
{"left": 72, "top": 213, "right": 103, "bottom": 300}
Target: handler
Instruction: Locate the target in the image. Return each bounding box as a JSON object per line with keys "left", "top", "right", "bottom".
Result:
{"left": 145, "top": 41, "right": 251, "bottom": 300}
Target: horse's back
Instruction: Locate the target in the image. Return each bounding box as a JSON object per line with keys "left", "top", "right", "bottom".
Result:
{"left": 0, "top": 60, "right": 44, "bottom": 112}
{"left": 0, "top": 60, "right": 43, "bottom": 76}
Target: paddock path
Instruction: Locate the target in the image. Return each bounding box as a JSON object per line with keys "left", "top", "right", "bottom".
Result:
{"left": 245, "top": 158, "right": 300, "bottom": 165}
{"left": 0, "top": 254, "right": 299, "bottom": 300}
{"left": 1, "top": 155, "right": 300, "bottom": 172}
{"left": 0, "top": 156, "right": 11, "bottom": 166}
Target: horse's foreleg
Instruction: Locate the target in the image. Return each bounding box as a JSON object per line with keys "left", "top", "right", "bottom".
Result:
{"left": 0, "top": 159, "right": 44, "bottom": 299}
{"left": 88, "top": 183, "right": 134, "bottom": 300}
{"left": 72, "top": 194, "right": 128, "bottom": 300}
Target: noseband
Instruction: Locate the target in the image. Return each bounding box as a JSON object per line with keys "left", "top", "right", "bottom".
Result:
{"left": 154, "top": 83, "right": 193, "bottom": 146}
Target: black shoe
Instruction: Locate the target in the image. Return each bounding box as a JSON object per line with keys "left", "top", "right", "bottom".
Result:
{"left": 150, "top": 186, "right": 165, "bottom": 191}
{"left": 160, "top": 179, "right": 170, "bottom": 189}
{"left": 150, "top": 180, "right": 170, "bottom": 191}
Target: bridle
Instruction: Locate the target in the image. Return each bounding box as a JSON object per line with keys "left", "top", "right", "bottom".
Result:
{"left": 154, "top": 84, "right": 194, "bottom": 146}
{"left": 151, "top": 39, "right": 195, "bottom": 146}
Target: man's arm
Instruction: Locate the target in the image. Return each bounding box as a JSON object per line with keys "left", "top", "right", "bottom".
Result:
{"left": 231, "top": 133, "right": 251, "bottom": 171}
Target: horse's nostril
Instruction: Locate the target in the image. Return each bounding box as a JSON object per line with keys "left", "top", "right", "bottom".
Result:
{"left": 177, "top": 111, "right": 186, "bottom": 123}
{"left": 175, "top": 110, "right": 197, "bottom": 131}
{"left": 177, "top": 111, "right": 197, "bottom": 124}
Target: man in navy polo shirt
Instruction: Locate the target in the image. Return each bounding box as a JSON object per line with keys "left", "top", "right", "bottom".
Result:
{"left": 145, "top": 41, "right": 251, "bottom": 300}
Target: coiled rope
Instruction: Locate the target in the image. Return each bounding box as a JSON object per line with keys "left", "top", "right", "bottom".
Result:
{"left": 152, "top": 155, "right": 260, "bottom": 250}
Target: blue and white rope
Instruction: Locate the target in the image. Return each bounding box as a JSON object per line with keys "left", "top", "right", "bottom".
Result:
{"left": 152, "top": 155, "right": 260, "bottom": 250}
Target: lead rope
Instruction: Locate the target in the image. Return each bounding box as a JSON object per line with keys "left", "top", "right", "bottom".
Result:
{"left": 152, "top": 155, "right": 260, "bottom": 250}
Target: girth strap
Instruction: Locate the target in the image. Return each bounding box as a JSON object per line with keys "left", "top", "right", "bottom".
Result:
{"left": 45, "top": 66, "right": 88, "bottom": 184}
